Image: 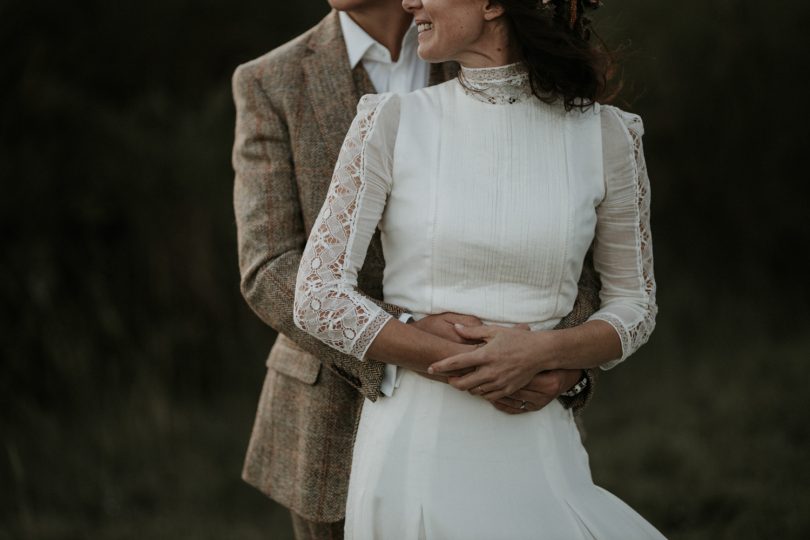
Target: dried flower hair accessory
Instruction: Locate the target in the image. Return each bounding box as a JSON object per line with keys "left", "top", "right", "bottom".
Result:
{"left": 540, "top": 0, "right": 604, "bottom": 29}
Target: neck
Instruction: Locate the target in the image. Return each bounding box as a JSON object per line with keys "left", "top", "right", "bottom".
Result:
{"left": 344, "top": 7, "right": 413, "bottom": 62}
{"left": 456, "top": 21, "right": 521, "bottom": 69}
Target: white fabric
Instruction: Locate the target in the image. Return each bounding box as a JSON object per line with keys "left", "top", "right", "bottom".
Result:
{"left": 348, "top": 369, "right": 666, "bottom": 539}
{"left": 293, "top": 83, "right": 657, "bottom": 366}
{"left": 339, "top": 11, "right": 428, "bottom": 396}
{"left": 379, "top": 312, "right": 413, "bottom": 396}
{"left": 338, "top": 11, "right": 429, "bottom": 94}
{"left": 293, "top": 65, "right": 662, "bottom": 538}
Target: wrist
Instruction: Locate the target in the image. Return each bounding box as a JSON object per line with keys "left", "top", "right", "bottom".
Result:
{"left": 533, "top": 330, "right": 565, "bottom": 371}
{"left": 429, "top": 339, "right": 473, "bottom": 368}
{"left": 560, "top": 370, "right": 589, "bottom": 398}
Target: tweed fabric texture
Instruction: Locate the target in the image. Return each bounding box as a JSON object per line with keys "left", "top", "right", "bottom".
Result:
{"left": 233, "top": 10, "right": 600, "bottom": 523}
{"left": 291, "top": 511, "right": 344, "bottom": 540}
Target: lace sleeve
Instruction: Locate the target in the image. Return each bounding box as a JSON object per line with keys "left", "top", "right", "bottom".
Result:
{"left": 293, "top": 93, "right": 400, "bottom": 360}
{"left": 588, "top": 105, "right": 658, "bottom": 369}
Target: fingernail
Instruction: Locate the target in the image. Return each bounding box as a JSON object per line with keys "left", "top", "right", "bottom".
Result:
{"left": 427, "top": 367, "right": 434, "bottom": 374}
{"left": 454, "top": 323, "right": 464, "bottom": 329}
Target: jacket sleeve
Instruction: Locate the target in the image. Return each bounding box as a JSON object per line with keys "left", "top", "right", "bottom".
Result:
{"left": 232, "top": 64, "right": 398, "bottom": 400}
{"left": 555, "top": 249, "right": 601, "bottom": 415}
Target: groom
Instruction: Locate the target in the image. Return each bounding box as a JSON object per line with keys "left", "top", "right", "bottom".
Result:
{"left": 232, "top": 1, "right": 601, "bottom": 537}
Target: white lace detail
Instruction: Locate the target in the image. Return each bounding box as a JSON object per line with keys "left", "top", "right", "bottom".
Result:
{"left": 593, "top": 111, "right": 657, "bottom": 367}
{"left": 458, "top": 63, "right": 533, "bottom": 105}
{"left": 293, "top": 94, "right": 393, "bottom": 359}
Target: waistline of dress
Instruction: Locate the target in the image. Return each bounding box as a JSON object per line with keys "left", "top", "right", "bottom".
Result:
{"left": 410, "top": 313, "right": 561, "bottom": 332}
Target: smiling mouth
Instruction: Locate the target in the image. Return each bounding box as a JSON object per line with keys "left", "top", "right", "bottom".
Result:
{"left": 417, "top": 22, "right": 433, "bottom": 33}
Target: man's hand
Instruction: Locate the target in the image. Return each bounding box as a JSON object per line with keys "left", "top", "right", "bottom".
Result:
{"left": 412, "top": 312, "right": 484, "bottom": 344}
{"left": 410, "top": 313, "right": 484, "bottom": 382}
{"left": 437, "top": 323, "right": 581, "bottom": 415}
{"left": 492, "top": 369, "right": 583, "bottom": 415}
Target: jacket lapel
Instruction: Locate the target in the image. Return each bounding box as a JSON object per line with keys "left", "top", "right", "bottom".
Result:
{"left": 302, "top": 11, "right": 362, "bottom": 165}
{"left": 302, "top": 11, "right": 458, "bottom": 165}
{"left": 352, "top": 63, "right": 376, "bottom": 98}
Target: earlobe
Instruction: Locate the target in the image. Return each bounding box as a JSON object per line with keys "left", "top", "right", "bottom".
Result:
{"left": 482, "top": 1, "right": 506, "bottom": 21}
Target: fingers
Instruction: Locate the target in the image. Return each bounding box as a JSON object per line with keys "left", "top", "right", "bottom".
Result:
{"left": 522, "top": 370, "right": 571, "bottom": 397}
{"left": 448, "top": 370, "right": 496, "bottom": 392}
{"left": 501, "top": 390, "right": 554, "bottom": 411}
{"left": 481, "top": 388, "right": 512, "bottom": 402}
{"left": 496, "top": 396, "right": 544, "bottom": 413}
{"left": 492, "top": 401, "right": 527, "bottom": 415}
{"left": 412, "top": 316, "right": 468, "bottom": 344}
{"left": 497, "top": 395, "right": 533, "bottom": 411}
{"left": 514, "top": 323, "right": 531, "bottom": 331}
{"left": 428, "top": 350, "right": 486, "bottom": 375}
{"left": 415, "top": 371, "right": 450, "bottom": 384}
{"left": 412, "top": 313, "right": 481, "bottom": 344}
{"left": 452, "top": 324, "right": 496, "bottom": 341}
{"left": 442, "top": 367, "right": 475, "bottom": 378}
{"left": 441, "top": 312, "right": 484, "bottom": 327}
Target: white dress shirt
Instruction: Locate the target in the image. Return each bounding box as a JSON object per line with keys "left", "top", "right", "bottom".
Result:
{"left": 339, "top": 11, "right": 429, "bottom": 396}
{"left": 338, "top": 11, "right": 429, "bottom": 94}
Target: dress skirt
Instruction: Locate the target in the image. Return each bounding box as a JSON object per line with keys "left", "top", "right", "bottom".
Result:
{"left": 345, "top": 369, "right": 666, "bottom": 540}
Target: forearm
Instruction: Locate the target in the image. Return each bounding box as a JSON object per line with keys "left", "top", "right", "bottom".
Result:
{"left": 544, "top": 320, "right": 622, "bottom": 371}
{"left": 242, "top": 248, "right": 410, "bottom": 397}
{"left": 242, "top": 249, "right": 402, "bottom": 347}
{"left": 232, "top": 64, "right": 393, "bottom": 396}
{"left": 367, "top": 318, "right": 474, "bottom": 373}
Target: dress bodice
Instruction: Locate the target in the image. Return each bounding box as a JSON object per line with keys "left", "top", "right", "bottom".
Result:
{"left": 294, "top": 63, "right": 656, "bottom": 369}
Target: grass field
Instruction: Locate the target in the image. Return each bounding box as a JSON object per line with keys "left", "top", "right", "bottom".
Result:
{"left": 3, "top": 283, "right": 808, "bottom": 539}
{"left": 3, "top": 1, "right": 809, "bottom": 537}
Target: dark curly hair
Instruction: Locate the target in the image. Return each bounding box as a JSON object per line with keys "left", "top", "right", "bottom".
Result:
{"left": 496, "top": 0, "right": 617, "bottom": 110}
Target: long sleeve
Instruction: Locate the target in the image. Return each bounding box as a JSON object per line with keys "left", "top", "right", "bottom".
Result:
{"left": 589, "top": 105, "right": 658, "bottom": 369}
{"left": 232, "top": 63, "right": 399, "bottom": 399}
{"left": 294, "top": 93, "right": 400, "bottom": 360}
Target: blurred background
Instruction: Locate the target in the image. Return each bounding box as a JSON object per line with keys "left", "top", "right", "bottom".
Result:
{"left": 2, "top": 0, "right": 808, "bottom": 538}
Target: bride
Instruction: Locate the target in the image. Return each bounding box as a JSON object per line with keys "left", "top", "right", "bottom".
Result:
{"left": 294, "top": 0, "right": 664, "bottom": 537}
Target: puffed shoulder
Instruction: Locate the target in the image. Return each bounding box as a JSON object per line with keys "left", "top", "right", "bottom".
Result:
{"left": 355, "top": 93, "right": 402, "bottom": 137}
{"left": 600, "top": 105, "right": 646, "bottom": 183}
{"left": 357, "top": 92, "right": 400, "bottom": 116}
{"left": 601, "top": 104, "right": 644, "bottom": 138}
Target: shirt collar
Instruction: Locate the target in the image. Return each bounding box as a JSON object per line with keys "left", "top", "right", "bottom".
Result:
{"left": 338, "top": 11, "right": 417, "bottom": 68}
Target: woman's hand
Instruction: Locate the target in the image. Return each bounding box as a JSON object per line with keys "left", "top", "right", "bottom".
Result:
{"left": 429, "top": 324, "right": 560, "bottom": 402}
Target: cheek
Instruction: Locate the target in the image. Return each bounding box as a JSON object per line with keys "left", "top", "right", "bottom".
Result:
{"left": 434, "top": 20, "right": 473, "bottom": 52}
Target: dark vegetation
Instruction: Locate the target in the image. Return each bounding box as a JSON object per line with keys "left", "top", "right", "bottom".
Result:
{"left": 2, "top": 0, "right": 808, "bottom": 538}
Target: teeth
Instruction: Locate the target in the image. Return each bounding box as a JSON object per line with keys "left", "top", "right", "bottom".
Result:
{"left": 417, "top": 23, "right": 433, "bottom": 33}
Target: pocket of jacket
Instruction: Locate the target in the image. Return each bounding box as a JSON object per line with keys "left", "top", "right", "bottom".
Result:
{"left": 265, "top": 334, "right": 321, "bottom": 385}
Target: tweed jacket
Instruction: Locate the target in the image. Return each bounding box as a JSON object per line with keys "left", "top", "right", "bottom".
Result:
{"left": 233, "top": 10, "right": 601, "bottom": 523}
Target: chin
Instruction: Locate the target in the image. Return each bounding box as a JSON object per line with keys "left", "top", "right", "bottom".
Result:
{"left": 417, "top": 43, "right": 448, "bottom": 64}
{"left": 327, "top": 0, "right": 366, "bottom": 10}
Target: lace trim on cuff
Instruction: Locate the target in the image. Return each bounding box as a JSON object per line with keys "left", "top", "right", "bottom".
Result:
{"left": 294, "top": 94, "right": 391, "bottom": 359}
{"left": 351, "top": 311, "right": 393, "bottom": 360}
{"left": 590, "top": 313, "right": 627, "bottom": 370}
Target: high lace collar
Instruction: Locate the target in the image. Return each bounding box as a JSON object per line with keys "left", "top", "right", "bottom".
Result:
{"left": 458, "top": 62, "right": 533, "bottom": 105}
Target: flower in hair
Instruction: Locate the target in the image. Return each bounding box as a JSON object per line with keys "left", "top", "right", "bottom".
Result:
{"left": 540, "top": 0, "right": 603, "bottom": 29}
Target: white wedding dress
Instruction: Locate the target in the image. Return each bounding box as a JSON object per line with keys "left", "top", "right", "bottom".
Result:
{"left": 294, "top": 63, "right": 665, "bottom": 539}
